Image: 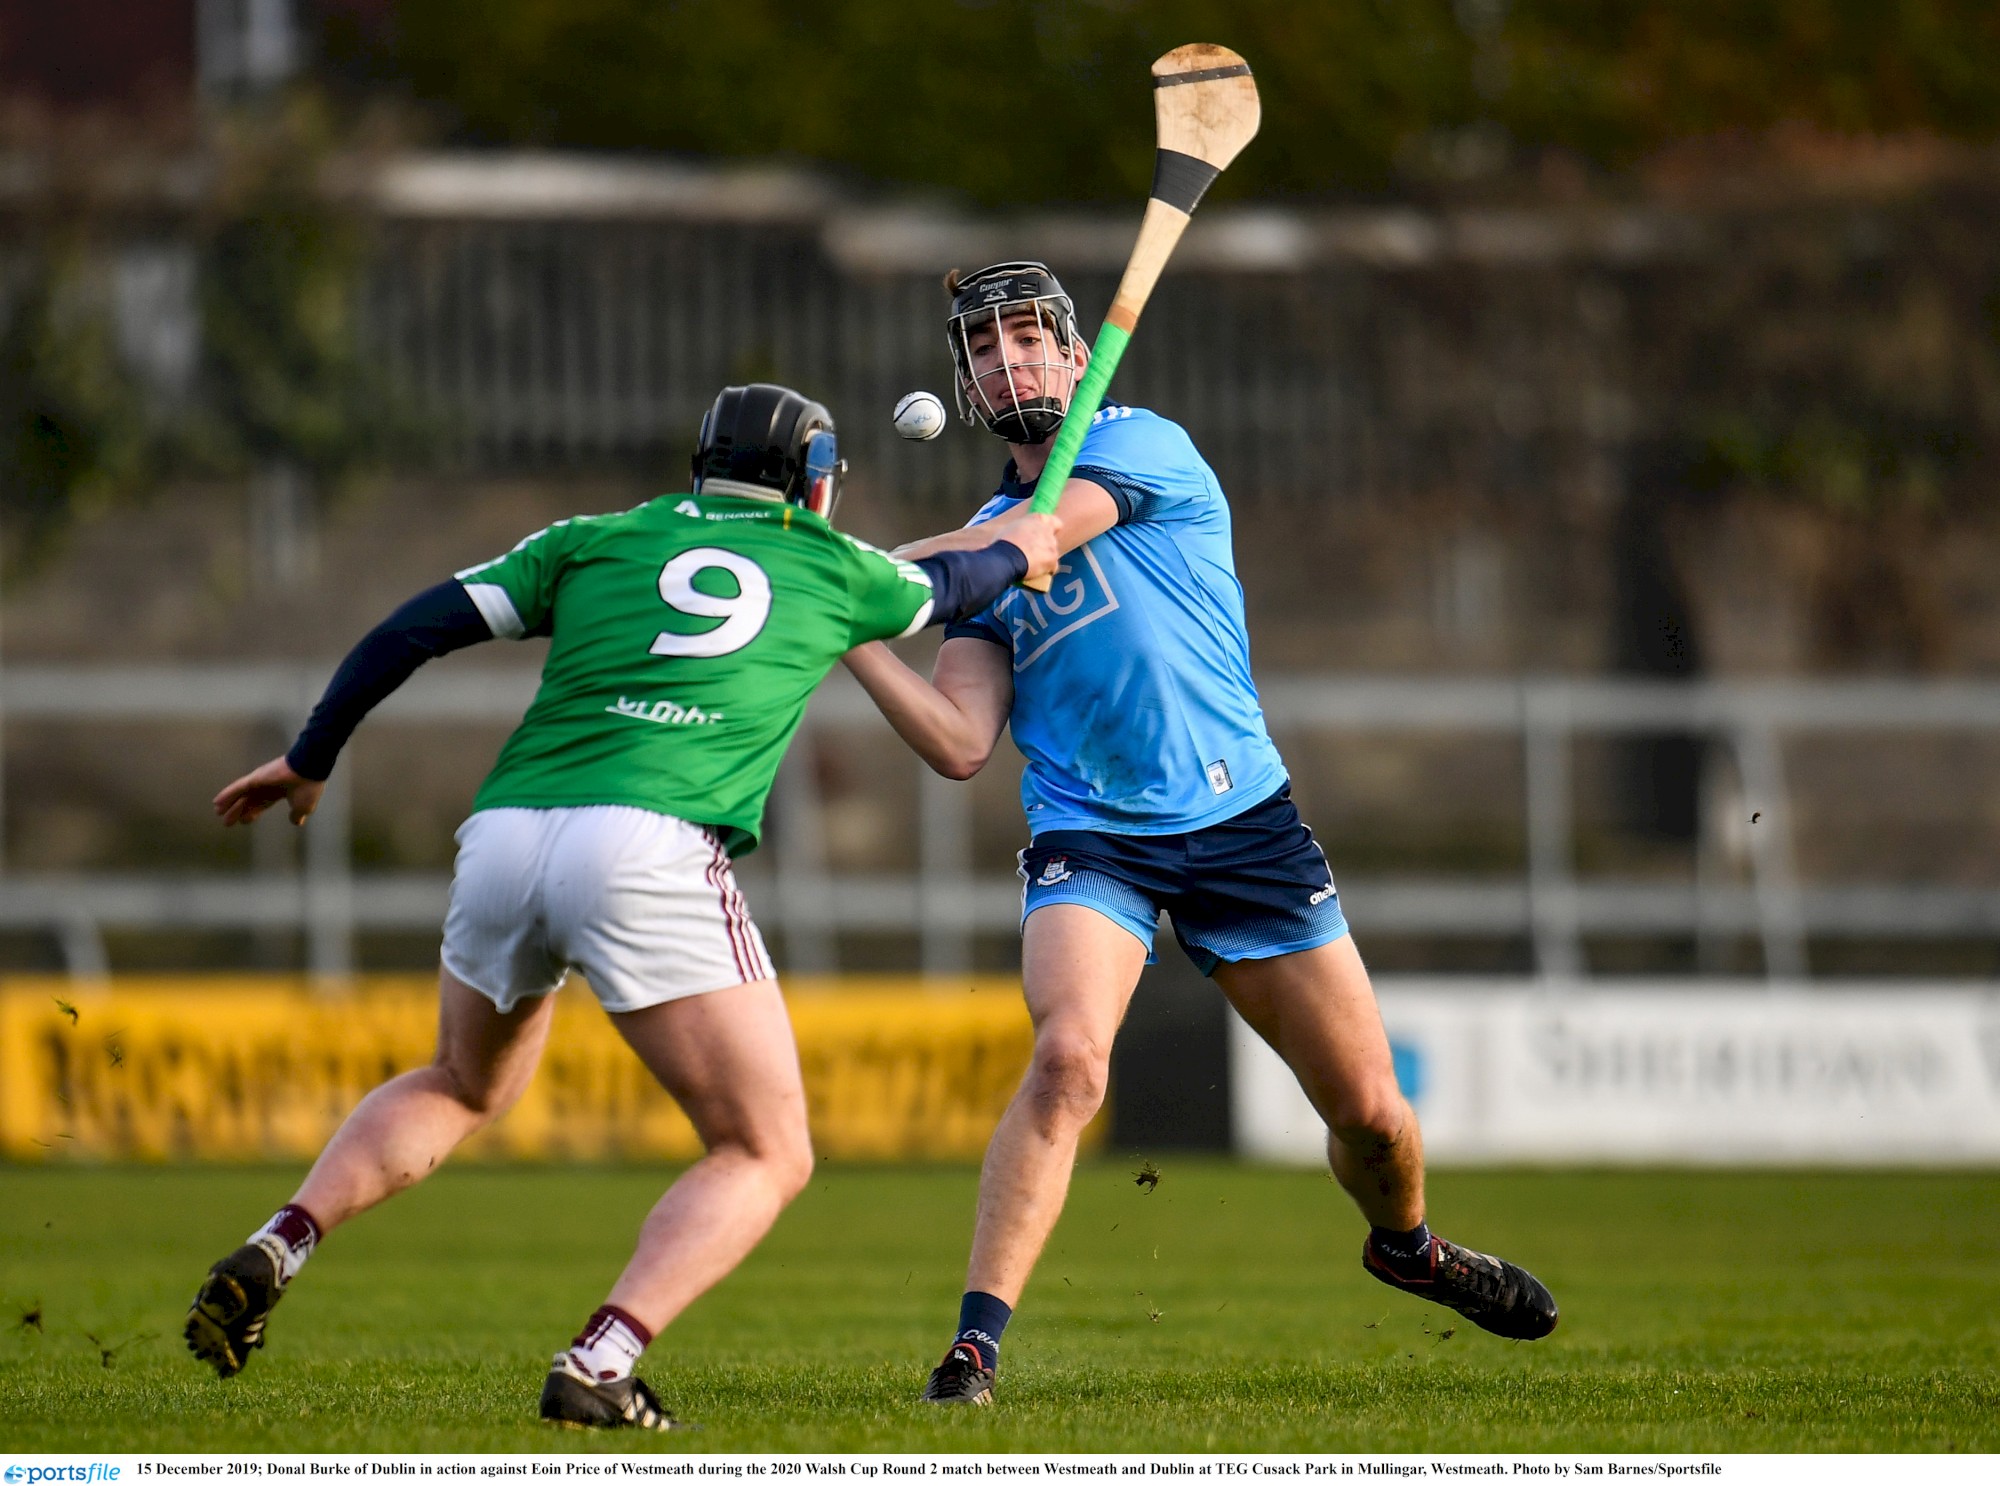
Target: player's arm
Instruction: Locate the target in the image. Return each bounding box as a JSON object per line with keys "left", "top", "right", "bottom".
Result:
{"left": 906, "top": 514, "right": 1057, "bottom": 621}
{"left": 840, "top": 519, "right": 1049, "bottom": 779}
{"left": 213, "top": 582, "right": 496, "bottom": 827}
{"left": 893, "top": 478, "right": 1120, "bottom": 562}
{"left": 842, "top": 635, "right": 1013, "bottom": 782}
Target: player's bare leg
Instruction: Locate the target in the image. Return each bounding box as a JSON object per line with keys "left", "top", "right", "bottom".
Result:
{"left": 538, "top": 976, "right": 809, "bottom": 1430}
{"left": 967, "top": 906, "right": 1147, "bottom": 1300}
{"left": 294, "top": 967, "right": 558, "bottom": 1227}
{"left": 921, "top": 905, "right": 1146, "bottom": 1403}
{"left": 187, "top": 967, "right": 556, "bottom": 1378}
{"left": 597, "top": 977, "right": 814, "bottom": 1331}
{"left": 1212, "top": 934, "right": 1422, "bottom": 1229}
{"left": 1217, "top": 935, "right": 1557, "bottom": 1341}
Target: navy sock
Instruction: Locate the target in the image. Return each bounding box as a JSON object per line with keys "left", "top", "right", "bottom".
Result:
{"left": 953, "top": 1291, "right": 1012, "bottom": 1370}
{"left": 1370, "top": 1221, "right": 1434, "bottom": 1273}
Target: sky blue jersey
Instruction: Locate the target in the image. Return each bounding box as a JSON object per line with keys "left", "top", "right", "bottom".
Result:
{"left": 944, "top": 403, "right": 1288, "bottom": 837}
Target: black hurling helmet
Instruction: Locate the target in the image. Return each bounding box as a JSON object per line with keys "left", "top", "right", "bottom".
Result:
{"left": 692, "top": 383, "right": 845, "bottom": 520}
{"left": 944, "top": 261, "right": 1080, "bottom": 444}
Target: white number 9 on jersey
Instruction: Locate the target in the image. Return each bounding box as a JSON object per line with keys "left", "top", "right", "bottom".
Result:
{"left": 650, "top": 548, "right": 772, "bottom": 658}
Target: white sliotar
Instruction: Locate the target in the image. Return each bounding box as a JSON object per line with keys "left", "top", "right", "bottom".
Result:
{"left": 893, "top": 390, "right": 947, "bottom": 441}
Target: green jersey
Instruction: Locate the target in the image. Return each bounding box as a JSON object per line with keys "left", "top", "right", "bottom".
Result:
{"left": 455, "top": 493, "right": 937, "bottom": 854}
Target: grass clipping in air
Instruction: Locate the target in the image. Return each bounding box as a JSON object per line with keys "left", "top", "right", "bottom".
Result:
{"left": 2, "top": 1162, "right": 1996, "bottom": 1451}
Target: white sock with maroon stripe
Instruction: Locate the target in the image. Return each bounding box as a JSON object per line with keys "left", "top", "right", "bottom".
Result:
{"left": 248, "top": 1203, "right": 321, "bottom": 1286}
{"left": 567, "top": 1304, "right": 652, "bottom": 1383}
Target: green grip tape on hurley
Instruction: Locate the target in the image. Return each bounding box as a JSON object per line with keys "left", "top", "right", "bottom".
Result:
{"left": 1028, "top": 322, "right": 1132, "bottom": 515}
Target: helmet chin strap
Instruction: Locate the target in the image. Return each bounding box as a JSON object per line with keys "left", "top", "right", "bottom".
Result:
{"left": 986, "top": 398, "right": 1066, "bottom": 445}
{"left": 963, "top": 372, "right": 1068, "bottom": 443}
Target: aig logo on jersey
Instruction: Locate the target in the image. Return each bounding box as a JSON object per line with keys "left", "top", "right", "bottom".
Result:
{"left": 994, "top": 546, "right": 1121, "bottom": 670}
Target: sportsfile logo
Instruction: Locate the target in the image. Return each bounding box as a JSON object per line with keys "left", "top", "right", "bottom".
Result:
{"left": 7, "top": 1468, "right": 122, "bottom": 1484}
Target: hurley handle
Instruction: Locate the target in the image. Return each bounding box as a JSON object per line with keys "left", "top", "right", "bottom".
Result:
{"left": 1015, "top": 43, "right": 1258, "bottom": 585}
{"left": 1027, "top": 323, "right": 1132, "bottom": 517}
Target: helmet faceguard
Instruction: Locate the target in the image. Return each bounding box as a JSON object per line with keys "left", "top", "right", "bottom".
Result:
{"left": 944, "top": 261, "right": 1081, "bottom": 445}
{"left": 692, "top": 383, "right": 846, "bottom": 521}
{"left": 797, "top": 426, "right": 842, "bottom": 520}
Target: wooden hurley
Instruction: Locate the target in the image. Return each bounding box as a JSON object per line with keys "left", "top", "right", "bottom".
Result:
{"left": 1024, "top": 44, "right": 1262, "bottom": 532}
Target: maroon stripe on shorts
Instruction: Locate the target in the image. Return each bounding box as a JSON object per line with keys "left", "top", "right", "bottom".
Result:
{"left": 719, "top": 851, "right": 768, "bottom": 980}
{"left": 706, "top": 835, "right": 752, "bottom": 981}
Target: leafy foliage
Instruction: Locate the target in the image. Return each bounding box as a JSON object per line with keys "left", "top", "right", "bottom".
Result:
{"left": 1504, "top": 0, "right": 2000, "bottom": 159}
{"left": 370, "top": 0, "right": 1480, "bottom": 203}
{"left": 0, "top": 100, "right": 403, "bottom": 561}
{"left": 196, "top": 102, "right": 403, "bottom": 480}
{"left": 0, "top": 249, "right": 153, "bottom": 565}
{"left": 353, "top": 0, "right": 2000, "bottom": 203}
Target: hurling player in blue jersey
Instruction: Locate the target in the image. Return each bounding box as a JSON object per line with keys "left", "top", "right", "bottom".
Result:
{"left": 845, "top": 262, "right": 1558, "bottom": 1404}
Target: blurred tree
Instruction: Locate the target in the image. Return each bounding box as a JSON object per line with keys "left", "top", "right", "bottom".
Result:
{"left": 197, "top": 101, "right": 397, "bottom": 482}
{"left": 0, "top": 98, "right": 406, "bottom": 570}
{"left": 192, "top": 99, "right": 410, "bottom": 589}
{"left": 356, "top": 0, "right": 1478, "bottom": 203}
{"left": 0, "top": 248, "right": 152, "bottom": 568}
{"left": 338, "top": 0, "right": 2000, "bottom": 202}
{"left": 1503, "top": 1, "right": 2000, "bottom": 158}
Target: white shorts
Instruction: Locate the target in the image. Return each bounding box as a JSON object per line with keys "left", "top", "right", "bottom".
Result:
{"left": 440, "top": 805, "right": 774, "bottom": 1014}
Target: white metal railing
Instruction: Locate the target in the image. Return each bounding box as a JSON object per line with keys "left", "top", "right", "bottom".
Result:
{"left": 4, "top": 666, "right": 1999, "bottom": 982}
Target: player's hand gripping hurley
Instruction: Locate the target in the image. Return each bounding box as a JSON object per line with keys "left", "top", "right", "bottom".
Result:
{"left": 1019, "top": 43, "right": 1261, "bottom": 590}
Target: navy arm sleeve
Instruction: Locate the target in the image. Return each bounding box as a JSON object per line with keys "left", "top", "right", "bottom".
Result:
{"left": 1071, "top": 463, "right": 1159, "bottom": 524}
{"left": 914, "top": 541, "right": 1028, "bottom": 627}
{"left": 285, "top": 581, "right": 495, "bottom": 781}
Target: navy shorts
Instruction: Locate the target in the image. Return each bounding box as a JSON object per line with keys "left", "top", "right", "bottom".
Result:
{"left": 1016, "top": 783, "right": 1349, "bottom": 976}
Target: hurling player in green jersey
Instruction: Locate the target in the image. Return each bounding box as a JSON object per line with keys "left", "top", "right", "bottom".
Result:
{"left": 183, "top": 385, "right": 1056, "bottom": 1430}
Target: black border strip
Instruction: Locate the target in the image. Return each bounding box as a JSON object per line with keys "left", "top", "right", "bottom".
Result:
{"left": 1154, "top": 63, "right": 1251, "bottom": 88}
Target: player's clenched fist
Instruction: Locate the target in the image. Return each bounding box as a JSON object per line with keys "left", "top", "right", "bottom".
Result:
{"left": 214, "top": 755, "right": 325, "bottom": 827}
{"left": 1008, "top": 512, "right": 1061, "bottom": 586}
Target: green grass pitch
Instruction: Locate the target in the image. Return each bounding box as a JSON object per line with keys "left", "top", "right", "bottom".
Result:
{"left": 2, "top": 1161, "right": 1996, "bottom": 1452}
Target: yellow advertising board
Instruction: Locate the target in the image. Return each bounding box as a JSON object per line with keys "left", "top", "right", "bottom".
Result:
{"left": 0, "top": 975, "right": 1076, "bottom": 1163}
